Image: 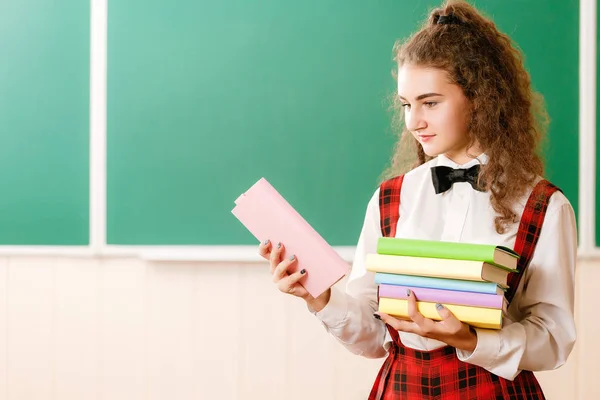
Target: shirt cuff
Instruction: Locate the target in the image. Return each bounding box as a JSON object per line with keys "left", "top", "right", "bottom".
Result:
{"left": 309, "top": 287, "right": 348, "bottom": 328}
{"left": 456, "top": 328, "right": 500, "bottom": 369}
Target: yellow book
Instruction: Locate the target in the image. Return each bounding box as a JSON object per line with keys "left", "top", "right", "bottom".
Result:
{"left": 366, "top": 253, "right": 512, "bottom": 288}
{"left": 378, "top": 297, "right": 502, "bottom": 330}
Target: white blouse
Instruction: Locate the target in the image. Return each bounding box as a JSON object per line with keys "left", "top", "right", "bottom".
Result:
{"left": 313, "top": 153, "right": 577, "bottom": 381}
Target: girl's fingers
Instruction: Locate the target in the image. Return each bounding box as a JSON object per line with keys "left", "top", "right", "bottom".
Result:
{"left": 375, "top": 312, "right": 418, "bottom": 333}
{"left": 286, "top": 266, "right": 306, "bottom": 285}
{"left": 278, "top": 267, "right": 307, "bottom": 297}
{"left": 261, "top": 242, "right": 307, "bottom": 298}
{"left": 269, "top": 242, "right": 284, "bottom": 272}
{"left": 406, "top": 290, "right": 426, "bottom": 326}
{"left": 258, "top": 239, "right": 271, "bottom": 260}
{"left": 272, "top": 253, "right": 296, "bottom": 282}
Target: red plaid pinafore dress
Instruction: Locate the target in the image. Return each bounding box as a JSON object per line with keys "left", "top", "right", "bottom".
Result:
{"left": 369, "top": 175, "right": 560, "bottom": 400}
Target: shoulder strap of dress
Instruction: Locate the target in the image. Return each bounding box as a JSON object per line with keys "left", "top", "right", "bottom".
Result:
{"left": 378, "top": 175, "right": 405, "bottom": 238}
{"left": 505, "top": 179, "right": 562, "bottom": 303}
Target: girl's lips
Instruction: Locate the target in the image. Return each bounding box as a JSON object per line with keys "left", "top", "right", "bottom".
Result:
{"left": 418, "top": 134, "right": 436, "bottom": 142}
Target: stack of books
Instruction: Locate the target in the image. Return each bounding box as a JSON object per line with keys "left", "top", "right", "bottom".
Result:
{"left": 366, "top": 238, "right": 520, "bottom": 330}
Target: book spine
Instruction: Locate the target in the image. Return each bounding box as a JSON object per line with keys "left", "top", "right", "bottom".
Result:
{"left": 378, "top": 284, "right": 504, "bottom": 309}
{"left": 366, "top": 254, "right": 486, "bottom": 282}
{"left": 374, "top": 273, "right": 502, "bottom": 295}
{"left": 378, "top": 298, "right": 502, "bottom": 330}
{"left": 377, "top": 237, "right": 493, "bottom": 263}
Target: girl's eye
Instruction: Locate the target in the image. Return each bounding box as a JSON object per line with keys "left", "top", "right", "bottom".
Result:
{"left": 401, "top": 103, "right": 411, "bottom": 109}
{"left": 424, "top": 101, "right": 438, "bottom": 108}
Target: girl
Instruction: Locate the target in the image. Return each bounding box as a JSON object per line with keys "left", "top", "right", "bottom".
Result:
{"left": 258, "top": 1, "right": 577, "bottom": 399}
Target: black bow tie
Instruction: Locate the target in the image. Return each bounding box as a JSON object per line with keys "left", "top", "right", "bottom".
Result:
{"left": 431, "top": 165, "right": 484, "bottom": 194}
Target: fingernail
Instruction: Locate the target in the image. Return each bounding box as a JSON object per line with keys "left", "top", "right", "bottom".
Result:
{"left": 263, "top": 239, "right": 269, "bottom": 245}
{"left": 300, "top": 269, "right": 306, "bottom": 274}
{"left": 436, "top": 303, "right": 443, "bottom": 310}
{"left": 277, "top": 242, "right": 281, "bottom": 249}
{"left": 290, "top": 255, "right": 296, "bottom": 261}
{"left": 373, "top": 313, "right": 381, "bottom": 320}
{"left": 406, "top": 289, "right": 411, "bottom": 296}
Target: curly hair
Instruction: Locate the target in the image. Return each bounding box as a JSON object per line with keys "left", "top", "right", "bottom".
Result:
{"left": 382, "top": 0, "right": 548, "bottom": 234}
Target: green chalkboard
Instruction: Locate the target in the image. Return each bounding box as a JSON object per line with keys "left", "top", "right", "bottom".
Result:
{"left": 0, "top": 1, "right": 89, "bottom": 245}
{"left": 107, "top": 0, "right": 579, "bottom": 246}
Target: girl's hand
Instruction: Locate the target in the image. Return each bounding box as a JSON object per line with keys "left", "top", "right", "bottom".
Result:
{"left": 375, "top": 290, "right": 478, "bottom": 352}
{"left": 257, "top": 239, "right": 331, "bottom": 311}
{"left": 258, "top": 239, "right": 310, "bottom": 300}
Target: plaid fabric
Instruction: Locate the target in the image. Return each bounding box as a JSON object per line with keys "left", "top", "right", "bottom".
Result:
{"left": 378, "top": 175, "right": 405, "bottom": 238}
{"left": 505, "top": 180, "right": 561, "bottom": 303}
{"left": 369, "top": 176, "right": 560, "bottom": 399}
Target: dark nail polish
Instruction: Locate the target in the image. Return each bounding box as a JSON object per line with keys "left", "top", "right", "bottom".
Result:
{"left": 436, "top": 303, "right": 443, "bottom": 310}
{"left": 300, "top": 269, "right": 306, "bottom": 274}
{"left": 406, "top": 289, "right": 411, "bottom": 297}
{"left": 373, "top": 313, "right": 381, "bottom": 320}
{"left": 290, "top": 255, "right": 296, "bottom": 261}
{"left": 263, "top": 239, "right": 269, "bottom": 245}
{"left": 277, "top": 242, "right": 281, "bottom": 249}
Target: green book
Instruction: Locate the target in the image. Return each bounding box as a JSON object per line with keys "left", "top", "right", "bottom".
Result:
{"left": 376, "top": 238, "right": 520, "bottom": 271}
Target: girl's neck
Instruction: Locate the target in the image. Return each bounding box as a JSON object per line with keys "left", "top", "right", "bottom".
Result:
{"left": 443, "top": 144, "right": 484, "bottom": 166}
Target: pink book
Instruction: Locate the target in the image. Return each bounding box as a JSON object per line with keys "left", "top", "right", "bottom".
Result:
{"left": 231, "top": 177, "right": 350, "bottom": 298}
{"left": 378, "top": 284, "right": 506, "bottom": 310}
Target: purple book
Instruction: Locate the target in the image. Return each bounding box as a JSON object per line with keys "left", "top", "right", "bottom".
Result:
{"left": 378, "top": 284, "right": 506, "bottom": 309}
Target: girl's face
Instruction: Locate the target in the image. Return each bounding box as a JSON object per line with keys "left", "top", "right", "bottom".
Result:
{"left": 397, "top": 64, "right": 481, "bottom": 164}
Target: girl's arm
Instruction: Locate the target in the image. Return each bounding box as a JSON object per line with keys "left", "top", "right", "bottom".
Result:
{"left": 456, "top": 194, "right": 577, "bottom": 380}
